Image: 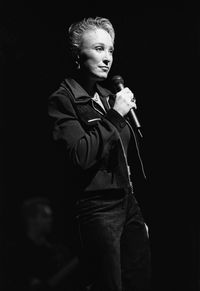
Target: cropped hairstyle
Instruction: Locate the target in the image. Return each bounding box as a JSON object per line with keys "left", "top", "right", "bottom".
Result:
{"left": 68, "top": 16, "right": 115, "bottom": 61}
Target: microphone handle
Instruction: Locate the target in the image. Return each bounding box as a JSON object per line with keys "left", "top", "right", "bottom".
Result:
{"left": 117, "top": 83, "right": 141, "bottom": 129}
{"left": 130, "top": 108, "right": 141, "bottom": 128}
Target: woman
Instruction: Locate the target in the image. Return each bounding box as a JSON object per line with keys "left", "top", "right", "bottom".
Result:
{"left": 48, "top": 16, "right": 151, "bottom": 291}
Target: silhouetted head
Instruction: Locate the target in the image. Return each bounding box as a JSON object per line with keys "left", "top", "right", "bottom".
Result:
{"left": 21, "top": 197, "right": 53, "bottom": 237}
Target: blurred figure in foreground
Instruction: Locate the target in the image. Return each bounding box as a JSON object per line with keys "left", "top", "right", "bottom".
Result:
{"left": 13, "top": 196, "right": 81, "bottom": 291}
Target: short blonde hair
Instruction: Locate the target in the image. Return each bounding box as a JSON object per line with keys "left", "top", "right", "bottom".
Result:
{"left": 68, "top": 16, "right": 115, "bottom": 60}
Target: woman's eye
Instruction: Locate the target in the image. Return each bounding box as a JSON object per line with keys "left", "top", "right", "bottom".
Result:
{"left": 95, "top": 46, "right": 103, "bottom": 51}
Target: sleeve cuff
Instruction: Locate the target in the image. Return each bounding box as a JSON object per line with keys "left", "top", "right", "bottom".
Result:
{"left": 104, "top": 109, "right": 127, "bottom": 132}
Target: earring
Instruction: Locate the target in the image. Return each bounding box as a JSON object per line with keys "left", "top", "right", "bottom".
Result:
{"left": 75, "top": 60, "right": 80, "bottom": 70}
{"left": 75, "top": 55, "right": 80, "bottom": 70}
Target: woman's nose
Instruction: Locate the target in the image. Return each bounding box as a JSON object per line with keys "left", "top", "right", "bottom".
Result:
{"left": 103, "top": 51, "right": 112, "bottom": 64}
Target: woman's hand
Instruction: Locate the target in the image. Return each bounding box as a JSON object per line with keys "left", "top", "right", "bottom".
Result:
{"left": 113, "top": 87, "right": 137, "bottom": 117}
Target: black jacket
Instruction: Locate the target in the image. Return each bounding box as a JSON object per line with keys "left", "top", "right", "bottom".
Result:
{"left": 48, "top": 77, "right": 146, "bottom": 199}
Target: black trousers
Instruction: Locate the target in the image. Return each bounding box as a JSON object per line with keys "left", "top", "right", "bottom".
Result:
{"left": 76, "top": 190, "right": 151, "bottom": 291}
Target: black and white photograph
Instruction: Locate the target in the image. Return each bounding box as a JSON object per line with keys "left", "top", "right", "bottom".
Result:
{"left": 2, "top": 2, "right": 199, "bottom": 291}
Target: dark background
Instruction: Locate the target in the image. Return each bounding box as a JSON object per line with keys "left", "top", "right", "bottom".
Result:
{"left": 2, "top": 2, "right": 199, "bottom": 290}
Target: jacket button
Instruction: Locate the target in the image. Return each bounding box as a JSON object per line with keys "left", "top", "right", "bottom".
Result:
{"left": 120, "top": 121, "right": 126, "bottom": 128}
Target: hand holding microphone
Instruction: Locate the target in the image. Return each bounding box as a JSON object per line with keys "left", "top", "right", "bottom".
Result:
{"left": 113, "top": 86, "right": 137, "bottom": 116}
{"left": 111, "top": 75, "right": 141, "bottom": 129}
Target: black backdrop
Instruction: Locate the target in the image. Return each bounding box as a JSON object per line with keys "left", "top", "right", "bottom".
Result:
{"left": 2, "top": 3, "right": 199, "bottom": 290}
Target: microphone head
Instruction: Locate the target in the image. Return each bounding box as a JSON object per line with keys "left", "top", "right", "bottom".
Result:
{"left": 111, "top": 75, "right": 124, "bottom": 91}
{"left": 111, "top": 75, "right": 124, "bottom": 86}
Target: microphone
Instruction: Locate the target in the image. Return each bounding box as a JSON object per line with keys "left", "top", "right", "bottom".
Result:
{"left": 111, "top": 75, "right": 142, "bottom": 129}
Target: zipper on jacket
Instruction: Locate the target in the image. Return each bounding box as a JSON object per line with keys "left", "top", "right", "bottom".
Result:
{"left": 117, "top": 132, "right": 134, "bottom": 194}
{"left": 126, "top": 120, "right": 147, "bottom": 179}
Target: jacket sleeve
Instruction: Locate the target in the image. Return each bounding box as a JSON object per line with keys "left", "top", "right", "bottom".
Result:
{"left": 48, "top": 90, "right": 127, "bottom": 170}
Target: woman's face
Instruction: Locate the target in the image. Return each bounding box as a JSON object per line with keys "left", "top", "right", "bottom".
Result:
{"left": 79, "top": 28, "right": 114, "bottom": 81}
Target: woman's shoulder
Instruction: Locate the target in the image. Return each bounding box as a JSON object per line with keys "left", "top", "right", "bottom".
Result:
{"left": 48, "top": 77, "right": 75, "bottom": 103}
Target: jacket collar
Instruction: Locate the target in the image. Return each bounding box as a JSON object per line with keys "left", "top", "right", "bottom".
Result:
{"left": 61, "top": 77, "right": 115, "bottom": 103}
